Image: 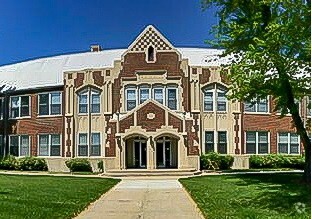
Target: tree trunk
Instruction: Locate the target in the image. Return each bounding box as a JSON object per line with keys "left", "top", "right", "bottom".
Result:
{"left": 283, "top": 77, "right": 311, "bottom": 184}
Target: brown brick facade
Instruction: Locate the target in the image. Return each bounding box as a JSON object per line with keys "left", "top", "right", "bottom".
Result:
{"left": 168, "top": 113, "right": 183, "bottom": 132}
{"left": 105, "top": 116, "right": 117, "bottom": 157}
{"left": 137, "top": 102, "right": 165, "bottom": 132}
{"left": 119, "top": 114, "right": 134, "bottom": 133}
{"left": 92, "top": 71, "right": 104, "bottom": 87}
{"left": 199, "top": 68, "right": 211, "bottom": 84}
{"left": 74, "top": 73, "right": 85, "bottom": 88}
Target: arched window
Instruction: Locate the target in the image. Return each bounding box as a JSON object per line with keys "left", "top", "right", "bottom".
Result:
{"left": 147, "top": 46, "right": 155, "bottom": 62}
{"left": 78, "top": 88, "right": 101, "bottom": 114}
{"left": 203, "top": 84, "right": 228, "bottom": 112}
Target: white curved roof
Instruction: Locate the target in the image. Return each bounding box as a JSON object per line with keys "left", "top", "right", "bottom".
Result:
{"left": 0, "top": 47, "right": 224, "bottom": 91}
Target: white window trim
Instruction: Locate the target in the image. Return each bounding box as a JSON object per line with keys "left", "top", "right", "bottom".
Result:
{"left": 203, "top": 130, "right": 228, "bottom": 154}
{"left": 245, "top": 131, "right": 270, "bottom": 155}
{"left": 77, "top": 132, "right": 102, "bottom": 157}
{"left": 166, "top": 86, "right": 178, "bottom": 111}
{"left": 139, "top": 86, "right": 151, "bottom": 104}
{"left": 277, "top": 133, "right": 300, "bottom": 155}
{"left": 9, "top": 135, "right": 31, "bottom": 157}
{"left": 9, "top": 95, "right": 31, "bottom": 119}
{"left": 78, "top": 89, "right": 101, "bottom": 115}
{"left": 125, "top": 87, "right": 137, "bottom": 111}
{"left": 37, "top": 134, "right": 62, "bottom": 157}
{"left": 37, "top": 92, "right": 62, "bottom": 117}
{"left": 244, "top": 96, "right": 270, "bottom": 114}
{"left": 203, "top": 84, "right": 228, "bottom": 113}
{"left": 153, "top": 86, "right": 165, "bottom": 105}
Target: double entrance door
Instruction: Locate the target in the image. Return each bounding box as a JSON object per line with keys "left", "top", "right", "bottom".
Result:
{"left": 133, "top": 140, "right": 147, "bottom": 168}
{"left": 156, "top": 141, "right": 172, "bottom": 168}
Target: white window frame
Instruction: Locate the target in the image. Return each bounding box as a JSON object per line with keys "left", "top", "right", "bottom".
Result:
{"left": 77, "top": 132, "right": 101, "bottom": 157}
{"left": 203, "top": 84, "right": 228, "bottom": 112}
{"left": 166, "top": 86, "right": 178, "bottom": 111}
{"left": 37, "top": 134, "right": 62, "bottom": 157}
{"left": 9, "top": 135, "right": 31, "bottom": 157}
{"left": 244, "top": 96, "right": 270, "bottom": 114}
{"left": 139, "top": 85, "right": 151, "bottom": 104}
{"left": 78, "top": 88, "right": 101, "bottom": 115}
{"left": 276, "top": 99, "right": 300, "bottom": 117}
{"left": 245, "top": 131, "right": 270, "bottom": 155}
{"left": 9, "top": 95, "right": 31, "bottom": 119}
{"left": 277, "top": 132, "right": 300, "bottom": 155}
{"left": 153, "top": 86, "right": 165, "bottom": 104}
{"left": 203, "top": 130, "right": 228, "bottom": 154}
{"left": 125, "top": 86, "right": 137, "bottom": 111}
{"left": 38, "top": 92, "right": 62, "bottom": 116}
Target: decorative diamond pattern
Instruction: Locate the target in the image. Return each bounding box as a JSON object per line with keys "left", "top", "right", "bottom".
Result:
{"left": 130, "top": 27, "right": 173, "bottom": 52}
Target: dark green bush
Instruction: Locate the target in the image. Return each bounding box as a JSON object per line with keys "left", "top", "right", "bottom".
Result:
{"left": 201, "top": 152, "right": 234, "bottom": 170}
{"left": 17, "top": 157, "right": 48, "bottom": 171}
{"left": 249, "top": 154, "right": 305, "bottom": 170}
{"left": 0, "top": 156, "right": 48, "bottom": 171}
{"left": 65, "top": 158, "right": 92, "bottom": 172}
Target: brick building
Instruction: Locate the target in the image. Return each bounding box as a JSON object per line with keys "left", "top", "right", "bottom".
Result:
{"left": 0, "top": 25, "right": 309, "bottom": 172}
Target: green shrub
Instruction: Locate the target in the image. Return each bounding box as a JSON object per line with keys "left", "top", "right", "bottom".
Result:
{"left": 201, "top": 152, "right": 234, "bottom": 170}
{"left": 65, "top": 158, "right": 92, "bottom": 172}
{"left": 0, "top": 156, "right": 48, "bottom": 171}
{"left": 249, "top": 154, "right": 305, "bottom": 170}
{"left": 97, "top": 160, "right": 104, "bottom": 173}
{"left": 16, "top": 157, "right": 48, "bottom": 171}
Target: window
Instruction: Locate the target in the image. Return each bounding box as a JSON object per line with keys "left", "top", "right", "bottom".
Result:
{"left": 167, "top": 88, "right": 177, "bottom": 110}
{"left": 10, "top": 96, "right": 30, "bottom": 118}
{"left": 78, "top": 89, "right": 101, "bottom": 114}
{"left": 0, "top": 98, "right": 3, "bottom": 119}
{"left": 78, "top": 133, "right": 101, "bottom": 156}
{"left": 276, "top": 99, "right": 300, "bottom": 115}
{"left": 203, "top": 84, "right": 227, "bottom": 112}
{"left": 244, "top": 97, "right": 268, "bottom": 113}
{"left": 38, "top": 92, "right": 61, "bottom": 115}
{"left": 153, "top": 87, "right": 164, "bottom": 104}
{"left": 147, "top": 46, "right": 155, "bottom": 62}
{"left": 38, "top": 134, "right": 61, "bottom": 156}
{"left": 205, "top": 131, "right": 214, "bottom": 153}
{"left": 139, "top": 86, "right": 150, "bottom": 104}
{"left": 245, "top": 131, "right": 269, "bottom": 154}
{"left": 126, "top": 87, "right": 136, "bottom": 111}
{"left": 217, "top": 131, "right": 227, "bottom": 154}
{"left": 278, "top": 133, "right": 300, "bottom": 154}
{"left": 9, "top": 135, "right": 30, "bottom": 157}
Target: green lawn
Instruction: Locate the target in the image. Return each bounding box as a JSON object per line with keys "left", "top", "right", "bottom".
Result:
{"left": 180, "top": 173, "right": 310, "bottom": 219}
{"left": 0, "top": 175, "right": 120, "bottom": 219}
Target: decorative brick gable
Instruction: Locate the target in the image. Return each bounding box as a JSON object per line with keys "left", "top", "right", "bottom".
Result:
{"left": 168, "top": 113, "right": 183, "bottom": 132}
{"left": 120, "top": 114, "right": 134, "bottom": 133}
{"left": 137, "top": 102, "right": 165, "bottom": 132}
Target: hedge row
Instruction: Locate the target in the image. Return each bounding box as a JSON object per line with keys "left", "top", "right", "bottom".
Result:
{"left": 200, "top": 153, "right": 234, "bottom": 170}
{"left": 65, "top": 158, "right": 92, "bottom": 172}
{"left": 0, "top": 156, "right": 48, "bottom": 171}
{"left": 249, "top": 154, "right": 305, "bottom": 169}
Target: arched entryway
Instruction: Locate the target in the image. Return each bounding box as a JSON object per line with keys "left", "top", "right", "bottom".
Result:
{"left": 125, "top": 136, "right": 147, "bottom": 169}
{"left": 155, "top": 136, "right": 178, "bottom": 168}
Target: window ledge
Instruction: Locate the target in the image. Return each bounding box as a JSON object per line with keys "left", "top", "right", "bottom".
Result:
{"left": 275, "top": 113, "right": 292, "bottom": 117}
{"left": 37, "top": 115, "right": 63, "bottom": 118}
{"left": 9, "top": 116, "right": 31, "bottom": 120}
{"left": 243, "top": 112, "right": 270, "bottom": 115}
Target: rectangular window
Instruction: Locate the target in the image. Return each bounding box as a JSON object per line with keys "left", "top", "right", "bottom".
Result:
{"left": 204, "top": 92, "right": 213, "bottom": 111}
{"left": 244, "top": 97, "right": 268, "bottom": 113}
{"left": 50, "top": 93, "right": 61, "bottom": 115}
{"left": 278, "top": 133, "right": 299, "bottom": 154}
{"left": 0, "top": 98, "right": 3, "bottom": 119}
{"left": 38, "top": 134, "right": 61, "bottom": 156}
{"left": 91, "top": 133, "right": 101, "bottom": 156}
{"left": 167, "top": 88, "right": 177, "bottom": 110}
{"left": 79, "top": 93, "right": 88, "bottom": 113}
{"left": 139, "top": 88, "right": 150, "bottom": 104}
{"left": 217, "top": 92, "right": 227, "bottom": 112}
{"left": 20, "top": 96, "right": 30, "bottom": 117}
{"left": 10, "top": 96, "right": 30, "bottom": 118}
{"left": 205, "top": 131, "right": 214, "bottom": 153}
{"left": 10, "top": 96, "right": 21, "bottom": 118}
{"left": 217, "top": 131, "right": 227, "bottom": 154}
{"left": 78, "top": 133, "right": 88, "bottom": 156}
{"left": 154, "top": 88, "right": 164, "bottom": 104}
{"left": 39, "top": 94, "right": 49, "bottom": 115}
{"left": 91, "top": 92, "right": 100, "bottom": 113}
{"left": 9, "top": 135, "right": 30, "bottom": 157}
{"left": 246, "top": 131, "right": 269, "bottom": 154}
{"left": 126, "top": 89, "right": 136, "bottom": 111}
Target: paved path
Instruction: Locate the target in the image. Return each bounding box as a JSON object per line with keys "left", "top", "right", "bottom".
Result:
{"left": 76, "top": 179, "right": 204, "bottom": 219}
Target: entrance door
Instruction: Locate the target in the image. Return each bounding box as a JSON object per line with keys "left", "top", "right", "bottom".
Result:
{"left": 156, "top": 142, "right": 164, "bottom": 167}
{"left": 134, "top": 141, "right": 147, "bottom": 168}
{"left": 165, "top": 141, "right": 171, "bottom": 167}
{"left": 156, "top": 139, "right": 172, "bottom": 168}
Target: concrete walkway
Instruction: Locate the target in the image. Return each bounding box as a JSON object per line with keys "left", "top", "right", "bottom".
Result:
{"left": 76, "top": 179, "right": 204, "bottom": 219}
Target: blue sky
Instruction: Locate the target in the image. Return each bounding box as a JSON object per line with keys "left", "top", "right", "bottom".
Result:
{"left": 0, "top": 0, "right": 218, "bottom": 66}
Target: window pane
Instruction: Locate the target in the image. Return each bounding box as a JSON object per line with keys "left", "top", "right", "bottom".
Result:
{"left": 204, "top": 92, "right": 213, "bottom": 111}
{"left": 20, "top": 135, "right": 29, "bottom": 156}
{"left": 39, "top": 135, "right": 49, "bottom": 156}
{"left": 258, "top": 132, "right": 268, "bottom": 143}
{"left": 205, "top": 131, "right": 214, "bottom": 153}
{"left": 39, "top": 94, "right": 49, "bottom": 105}
{"left": 78, "top": 134, "right": 88, "bottom": 156}
{"left": 217, "top": 92, "right": 227, "bottom": 112}
{"left": 91, "top": 104, "right": 100, "bottom": 113}
{"left": 91, "top": 133, "right": 100, "bottom": 145}
{"left": 279, "top": 133, "right": 288, "bottom": 143}
{"left": 278, "top": 143, "right": 288, "bottom": 153}
{"left": 51, "top": 104, "right": 61, "bottom": 115}
{"left": 290, "top": 144, "right": 299, "bottom": 154}
{"left": 79, "top": 134, "right": 87, "bottom": 145}
{"left": 154, "top": 88, "right": 163, "bottom": 104}
{"left": 140, "top": 88, "right": 149, "bottom": 104}
{"left": 246, "top": 132, "right": 256, "bottom": 154}
{"left": 20, "top": 96, "right": 30, "bottom": 116}
{"left": 218, "top": 132, "right": 227, "bottom": 154}
{"left": 91, "top": 93, "right": 100, "bottom": 104}
{"left": 79, "top": 104, "right": 88, "bottom": 113}
{"left": 91, "top": 133, "right": 100, "bottom": 156}
{"left": 51, "top": 93, "right": 61, "bottom": 104}
{"left": 246, "top": 132, "right": 256, "bottom": 142}
{"left": 244, "top": 102, "right": 256, "bottom": 112}
{"left": 258, "top": 98, "right": 268, "bottom": 112}
{"left": 51, "top": 135, "right": 61, "bottom": 156}
{"left": 246, "top": 143, "right": 256, "bottom": 154}
{"left": 11, "top": 97, "right": 20, "bottom": 118}
{"left": 127, "top": 89, "right": 136, "bottom": 111}
{"left": 290, "top": 133, "right": 299, "bottom": 144}
{"left": 167, "top": 89, "right": 177, "bottom": 110}
{"left": 79, "top": 94, "right": 88, "bottom": 104}
{"left": 10, "top": 136, "right": 19, "bottom": 156}
{"left": 91, "top": 93, "right": 100, "bottom": 113}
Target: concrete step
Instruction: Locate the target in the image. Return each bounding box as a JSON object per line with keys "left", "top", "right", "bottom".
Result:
{"left": 103, "top": 168, "right": 200, "bottom": 177}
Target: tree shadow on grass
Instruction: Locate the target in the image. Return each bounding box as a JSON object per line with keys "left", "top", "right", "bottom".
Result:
{"left": 224, "top": 173, "right": 310, "bottom": 216}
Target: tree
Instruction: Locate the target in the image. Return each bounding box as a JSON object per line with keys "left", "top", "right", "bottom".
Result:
{"left": 201, "top": 0, "right": 311, "bottom": 183}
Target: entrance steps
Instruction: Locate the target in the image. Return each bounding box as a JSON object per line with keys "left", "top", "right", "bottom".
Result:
{"left": 103, "top": 168, "right": 200, "bottom": 177}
